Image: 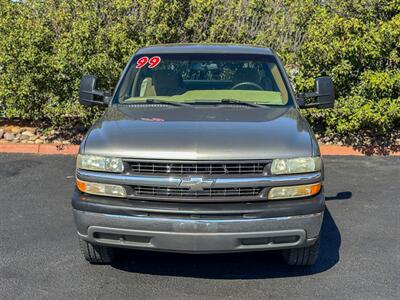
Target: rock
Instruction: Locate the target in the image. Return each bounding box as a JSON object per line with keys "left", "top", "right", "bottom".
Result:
{"left": 4, "top": 125, "right": 14, "bottom": 133}
{"left": 11, "top": 126, "right": 22, "bottom": 134}
{"left": 20, "top": 134, "right": 30, "bottom": 140}
{"left": 28, "top": 134, "right": 38, "bottom": 141}
{"left": 39, "top": 136, "right": 47, "bottom": 140}
{"left": 27, "top": 141, "right": 35, "bottom": 144}
{"left": 22, "top": 127, "right": 36, "bottom": 134}
{"left": 4, "top": 132, "right": 15, "bottom": 141}
{"left": 21, "top": 130, "right": 35, "bottom": 137}
{"left": 0, "top": 129, "right": 4, "bottom": 139}
{"left": 62, "top": 140, "right": 71, "bottom": 145}
{"left": 20, "top": 140, "right": 28, "bottom": 144}
{"left": 35, "top": 139, "right": 44, "bottom": 144}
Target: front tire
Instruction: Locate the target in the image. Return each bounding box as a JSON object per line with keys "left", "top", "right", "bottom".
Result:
{"left": 282, "top": 237, "right": 320, "bottom": 266}
{"left": 79, "top": 238, "right": 115, "bottom": 264}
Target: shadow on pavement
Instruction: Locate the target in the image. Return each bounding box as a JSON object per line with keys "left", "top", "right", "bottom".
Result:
{"left": 326, "top": 191, "right": 352, "bottom": 201}
{"left": 111, "top": 208, "right": 342, "bottom": 279}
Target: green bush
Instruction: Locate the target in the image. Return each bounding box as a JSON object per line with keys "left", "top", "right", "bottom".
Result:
{"left": 295, "top": 1, "right": 400, "bottom": 152}
{"left": 0, "top": 0, "right": 399, "bottom": 151}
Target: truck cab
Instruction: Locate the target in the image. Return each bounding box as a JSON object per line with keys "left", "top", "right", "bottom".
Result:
{"left": 73, "top": 44, "right": 334, "bottom": 266}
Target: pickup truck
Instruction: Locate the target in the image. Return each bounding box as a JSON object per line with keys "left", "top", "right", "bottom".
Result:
{"left": 73, "top": 44, "right": 334, "bottom": 266}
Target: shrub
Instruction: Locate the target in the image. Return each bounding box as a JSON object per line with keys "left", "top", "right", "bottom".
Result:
{"left": 0, "top": 0, "right": 399, "bottom": 152}
{"left": 295, "top": 2, "right": 400, "bottom": 152}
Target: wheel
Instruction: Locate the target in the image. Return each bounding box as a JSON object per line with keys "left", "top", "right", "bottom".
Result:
{"left": 79, "top": 238, "right": 115, "bottom": 264}
{"left": 282, "top": 237, "right": 320, "bottom": 266}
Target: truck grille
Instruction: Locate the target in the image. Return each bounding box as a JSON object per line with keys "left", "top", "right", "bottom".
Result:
{"left": 128, "top": 161, "right": 269, "bottom": 175}
{"left": 130, "top": 186, "right": 263, "bottom": 199}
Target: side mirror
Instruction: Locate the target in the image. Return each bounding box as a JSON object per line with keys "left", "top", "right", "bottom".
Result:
{"left": 297, "top": 76, "right": 335, "bottom": 109}
{"left": 79, "top": 75, "right": 112, "bottom": 106}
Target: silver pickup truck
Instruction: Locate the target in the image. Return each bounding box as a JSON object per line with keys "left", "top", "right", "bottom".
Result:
{"left": 73, "top": 44, "right": 334, "bottom": 266}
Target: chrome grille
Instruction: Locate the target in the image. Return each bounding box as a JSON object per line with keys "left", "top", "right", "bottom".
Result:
{"left": 130, "top": 186, "right": 263, "bottom": 198}
{"left": 128, "top": 161, "right": 269, "bottom": 175}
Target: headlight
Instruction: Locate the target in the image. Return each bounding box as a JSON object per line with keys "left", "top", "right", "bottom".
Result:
{"left": 76, "top": 178, "right": 127, "bottom": 198}
{"left": 271, "top": 157, "right": 321, "bottom": 175}
{"left": 77, "top": 154, "right": 124, "bottom": 173}
{"left": 268, "top": 183, "right": 321, "bottom": 200}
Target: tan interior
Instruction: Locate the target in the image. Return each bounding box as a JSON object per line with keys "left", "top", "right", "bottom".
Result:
{"left": 139, "top": 77, "right": 156, "bottom": 97}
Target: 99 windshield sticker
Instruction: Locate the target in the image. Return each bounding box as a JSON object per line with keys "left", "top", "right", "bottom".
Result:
{"left": 135, "top": 56, "right": 161, "bottom": 69}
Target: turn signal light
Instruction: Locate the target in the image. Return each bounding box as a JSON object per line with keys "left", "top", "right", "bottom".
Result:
{"left": 76, "top": 178, "right": 126, "bottom": 198}
{"left": 268, "top": 182, "right": 321, "bottom": 200}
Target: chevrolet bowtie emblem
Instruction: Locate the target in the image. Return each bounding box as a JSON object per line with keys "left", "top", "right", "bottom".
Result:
{"left": 179, "top": 177, "right": 215, "bottom": 191}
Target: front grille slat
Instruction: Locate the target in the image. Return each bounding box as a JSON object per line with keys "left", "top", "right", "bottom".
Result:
{"left": 129, "top": 161, "right": 268, "bottom": 175}
{"left": 130, "top": 186, "right": 262, "bottom": 199}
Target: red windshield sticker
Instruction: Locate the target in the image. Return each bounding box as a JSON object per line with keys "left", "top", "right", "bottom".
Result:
{"left": 135, "top": 56, "right": 161, "bottom": 69}
{"left": 136, "top": 56, "right": 149, "bottom": 69}
{"left": 148, "top": 56, "right": 161, "bottom": 69}
{"left": 141, "top": 117, "right": 165, "bottom": 122}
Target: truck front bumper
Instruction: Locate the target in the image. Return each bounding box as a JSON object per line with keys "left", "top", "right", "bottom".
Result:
{"left": 72, "top": 190, "right": 324, "bottom": 253}
{"left": 74, "top": 209, "right": 322, "bottom": 253}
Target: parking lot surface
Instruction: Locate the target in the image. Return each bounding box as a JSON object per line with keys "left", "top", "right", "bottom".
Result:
{"left": 0, "top": 154, "right": 399, "bottom": 299}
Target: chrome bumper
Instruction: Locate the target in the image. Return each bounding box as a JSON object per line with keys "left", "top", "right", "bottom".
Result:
{"left": 74, "top": 209, "right": 323, "bottom": 253}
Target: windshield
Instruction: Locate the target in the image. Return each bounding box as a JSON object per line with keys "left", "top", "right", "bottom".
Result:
{"left": 115, "top": 53, "right": 293, "bottom": 106}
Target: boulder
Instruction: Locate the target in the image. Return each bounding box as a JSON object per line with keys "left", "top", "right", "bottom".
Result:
{"left": 21, "top": 130, "right": 35, "bottom": 137}
{"left": 4, "top": 132, "right": 15, "bottom": 141}
{"left": 28, "top": 134, "right": 38, "bottom": 141}
{"left": 20, "top": 134, "right": 30, "bottom": 140}
{"left": 4, "top": 125, "right": 14, "bottom": 133}
{"left": 11, "top": 126, "right": 22, "bottom": 134}
{"left": 22, "top": 127, "right": 36, "bottom": 134}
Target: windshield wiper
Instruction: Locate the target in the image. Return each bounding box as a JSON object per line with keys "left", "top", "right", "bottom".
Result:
{"left": 127, "top": 98, "right": 265, "bottom": 108}
{"left": 139, "top": 99, "right": 192, "bottom": 107}
{"left": 220, "top": 99, "right": 266, "bottom": 108}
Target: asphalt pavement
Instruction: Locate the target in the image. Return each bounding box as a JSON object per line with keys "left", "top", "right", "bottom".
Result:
{"left": 0, "top": 154, "right": 399, "bottom": 299}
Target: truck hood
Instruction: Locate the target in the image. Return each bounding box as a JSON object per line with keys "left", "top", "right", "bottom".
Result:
{"left": 82, "top": 105, "right": 318, "bottom": 160}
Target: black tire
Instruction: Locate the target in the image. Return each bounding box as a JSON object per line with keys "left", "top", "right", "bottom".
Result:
{"left": 282, "top": 237, "right": 320, "bottom": 266}
{"left": 79, "top": 238, "right": 115, "bottom": 264}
